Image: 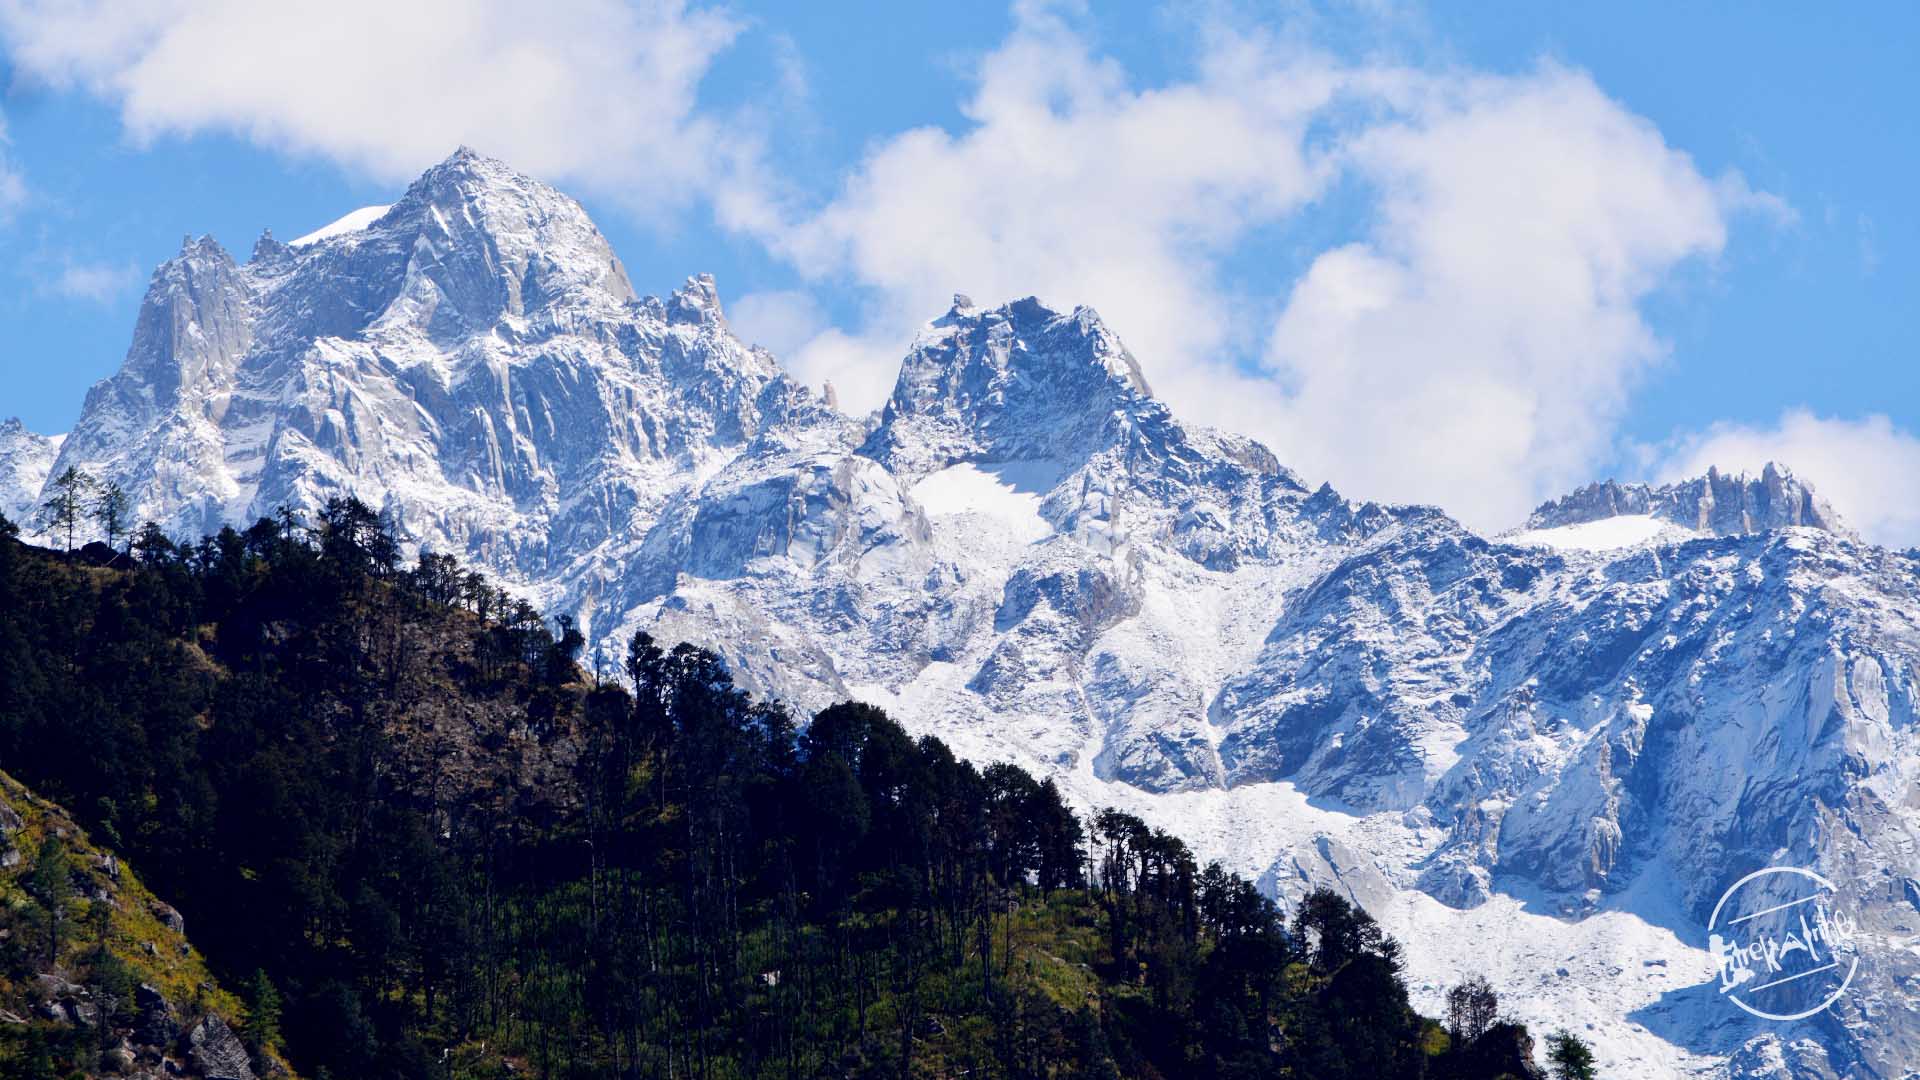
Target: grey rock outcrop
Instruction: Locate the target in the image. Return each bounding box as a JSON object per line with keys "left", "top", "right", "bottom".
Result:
{"left": 1525, "top": 462, "right": 1847, "bottom": 538}
{"left": 134, "top": 984, "right": 178, "bottom": 1048}
{"left": 184, "top": 1015, "right": 255, "bottom": 1080}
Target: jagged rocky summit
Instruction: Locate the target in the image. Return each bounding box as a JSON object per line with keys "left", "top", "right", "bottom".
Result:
{"left": 35, "top": 146, "right": 821, "bottom": 607}
{"left": 5, "top": 150, "right": 1917, "bottom": 1080}
{"left": 1526, "top": 463, "right": 1847, "bottom": 537}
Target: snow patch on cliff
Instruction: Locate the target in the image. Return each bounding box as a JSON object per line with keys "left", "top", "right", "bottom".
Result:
{"left": 909, "top": 461, "right": 1056, "bottom": 543}
{"left": 1506, "top": 514, "right": 1683, "bottom": 551}
{"left": 291, "top": 205, "right": 391, "bottom": 246}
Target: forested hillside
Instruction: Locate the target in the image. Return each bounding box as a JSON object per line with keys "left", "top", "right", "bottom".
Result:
{"left": 0, "top": 505, "right": 1586, "bottom": 1079}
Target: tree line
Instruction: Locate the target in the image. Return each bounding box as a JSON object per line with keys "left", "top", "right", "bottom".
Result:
{"left": 0, "top": 500, "right": 1596, "bottom": 1079}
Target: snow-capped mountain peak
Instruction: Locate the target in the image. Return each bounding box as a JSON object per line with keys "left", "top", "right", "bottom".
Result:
{"left": 861, "top": 295, "right": 1156, "bottom": 479}
{"left": 289, "top": 205, "right": 393, "bottom": 247}
{"left": 35, "top": 149, "right": 807, "bottom": 561}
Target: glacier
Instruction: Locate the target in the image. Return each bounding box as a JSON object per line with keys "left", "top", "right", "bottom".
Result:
{"left": 3, "top": 149, "right": 1916, "bottom": 1079}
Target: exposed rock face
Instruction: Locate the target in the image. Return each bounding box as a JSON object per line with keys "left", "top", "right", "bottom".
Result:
{"left": 184, "top": 1015, "right": 256, "bottom": 1080}
{"left": 134, "top": 984, "right": 178, "bottom": 1048}
{"left": 13, "top": 149, "right": 1918, "bottom": 1079}
{"left": 1525, "top": 462, "right": 1846, "bottom": 538}
{"left": 861, "top": 294, "right": 1156, "bottom": 480}
{"left": 151, "top": 900, "right": 185, "bottom": 935}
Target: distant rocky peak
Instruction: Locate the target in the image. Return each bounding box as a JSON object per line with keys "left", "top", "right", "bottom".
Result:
{"left": 370, "top": 147, "right": 637, "bottom": 324}
{"left": 389, "top": 147, "right": 579, "bottom": 236}
{"left": 151, "top": 235, "right": 242, "bottom": 297}
{"left": 1525, "top": 462, "right": 1849, "bottom": 538}
{"left": 250, "top": 228, "right": 291, "bottom": 265}
{"left": 116, "top": 235, "right": 254, "bottom": 404}
{"left": 0, "top": 418, "right": 64, "bottom": 524}
{"left": 405, "top": 144, "right": 526, "bottom": 202}
{"left": 666, "top": 273, "right": 727, "bottom": 327}
{"left": 928, "top": 295, "right": 1151, "bottom": 397}
{"left": 862, "top": 295, "right": 1157, "bottom": 477}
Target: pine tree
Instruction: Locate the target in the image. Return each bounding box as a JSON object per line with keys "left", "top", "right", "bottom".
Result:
{"left": 1547, "top": 1028, "right": 1599, "bottom": 1080}
{"left": 27, "top": 836, "right": 74, "bottom": 966}
{"left": 37, "top": 466, "right": 96, "bottom": 551}
{"left": 93, "top": 481, "right": 132, "bottom": 553}
{"left": 243, "top": 969, "right": 284, "bottom": 1056}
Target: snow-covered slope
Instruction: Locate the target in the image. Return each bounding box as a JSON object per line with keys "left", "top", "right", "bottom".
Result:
{"left": 1504, "top": 513, "right": 1687, "bottom": 551}
{"left": 0, "top": 417, "right": 63, "bottom": 525}
{"left": 290, "top": 204, "right": 391, "bottom": 246}
{"left": 7, "top": 150, "right": 1915, "bottom": 1079}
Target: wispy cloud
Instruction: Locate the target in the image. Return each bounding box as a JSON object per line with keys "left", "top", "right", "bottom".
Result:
{"left": 0, "top": 107, "right": 26, "bottom": 224}
{"left": 38, "top": 257, "right": 140, "bottom": 303}
{"left": 1857, "top": 212, "right": 1879, "bottom": 276}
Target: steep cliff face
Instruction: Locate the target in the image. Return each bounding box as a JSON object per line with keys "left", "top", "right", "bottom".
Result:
{"left": 10, "top": 151, "right": 1919, "bottom": 1078}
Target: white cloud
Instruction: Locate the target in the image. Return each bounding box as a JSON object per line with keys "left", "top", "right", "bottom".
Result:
{"left": 1658, "top": 411, "right": 1920, "bottom": 549}
{"left": 1264, "top": 65, "right": 1769, "bottom": 529}
{"left": 2, "top": 1, "right": 1827, "bottom": 544}
{"left": 39, "top": 257, "right": 139, "bottom": 303}
{"left": 0, "top": 0, "right": 747, "bottom": 217}
{"left": 728, "top": 289, "right": 828, "bottom": 361}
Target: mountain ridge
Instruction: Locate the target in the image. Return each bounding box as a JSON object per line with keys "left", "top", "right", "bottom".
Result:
{"left": 1524, "top": 462, "right": 1848, "bottom": 539}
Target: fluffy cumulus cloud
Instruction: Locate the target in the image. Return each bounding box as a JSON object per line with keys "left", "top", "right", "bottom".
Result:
{"left": 0, "top": 0, "right": 749, "bottom": 217}
{"left": 1262, "top": 67, "right": 1784, "bottom": 528}
{"left": 1658, "top": 411, "right": 1920, "bottom": 548}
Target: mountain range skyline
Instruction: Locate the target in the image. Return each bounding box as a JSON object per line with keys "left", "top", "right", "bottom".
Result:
{"left": 0, "top": 149, "right": 1890, "bottom": 550}
{"left": 3, "top": 3, "right": 1916, "bottom": 548}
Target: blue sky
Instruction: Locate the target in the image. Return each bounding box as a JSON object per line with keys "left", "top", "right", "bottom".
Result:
{"left": 1, "top": 2, "right": 1914, "bottom": 540}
